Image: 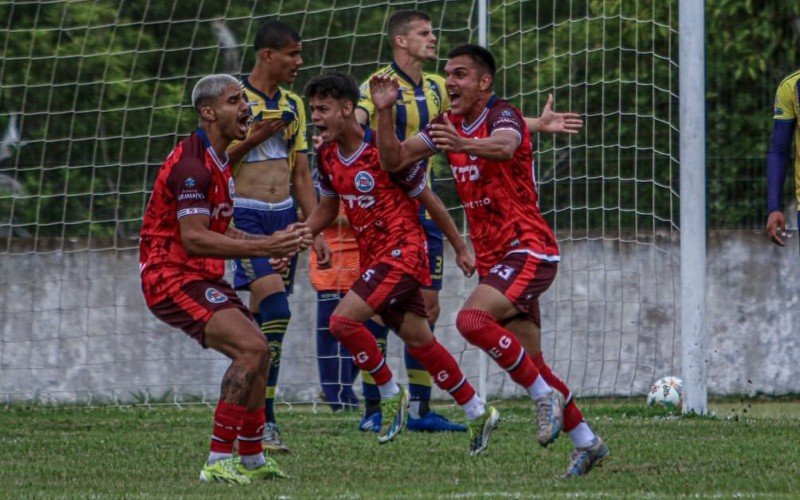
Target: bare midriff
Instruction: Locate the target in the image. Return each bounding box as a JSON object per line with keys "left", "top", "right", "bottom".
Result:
{"left": 234, "top": 159, "right": 291, "bottom": 202}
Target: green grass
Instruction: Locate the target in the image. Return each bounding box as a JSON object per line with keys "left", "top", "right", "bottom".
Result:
{"left": 1, "top": 399, "right": 798, "bottom": 498}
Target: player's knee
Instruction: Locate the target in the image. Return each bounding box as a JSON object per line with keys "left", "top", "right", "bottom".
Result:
{"left": 456, "top": 308, "right": 492, "bottom": 343}
{"left": 426, "top": 301, "right": 441, "bottom": 325}
{"left": 237, "top": 335, "right": 270, "bottom": 373}
{"left": 258, "top": 292, "right": 291, "bottom": 323}
{"left": 329, "top": 314, "right": 357, "bottom": 341}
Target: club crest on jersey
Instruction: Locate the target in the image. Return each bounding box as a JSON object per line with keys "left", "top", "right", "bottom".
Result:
{"left": 354, "top": 171, "right": 375, "bottom": 193}
{"left": 184, "top": 177, "right": 196, "bottom": 188}
{"left": 205, "top": 287, "right": 228, "bottom": 304}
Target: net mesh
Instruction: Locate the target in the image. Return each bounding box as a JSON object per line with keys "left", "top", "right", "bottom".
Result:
{"left": 0, "top": 0, "right": 678, "bottom": 404}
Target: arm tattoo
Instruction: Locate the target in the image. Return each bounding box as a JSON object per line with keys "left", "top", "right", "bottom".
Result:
{"left": 226, "top": 227, "right": 268, "bottom": 241}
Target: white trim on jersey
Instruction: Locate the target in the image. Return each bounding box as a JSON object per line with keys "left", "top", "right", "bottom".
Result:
{"left": 461, "top": 107, "right": 490, "bottom": 135}
{"left": 505, "top": 248, "right": 561, "bottom": 262}
{"left": 491, "top": 127, "right": 522, "bottom": 144}
{"left": 337, "top": 141, "right": 369, "bottom": 166}
{"left": 177, "top": 207, "right": 211, "bottom": 219}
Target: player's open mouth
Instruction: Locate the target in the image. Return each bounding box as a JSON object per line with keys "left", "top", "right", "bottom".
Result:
{"left": 237, "top": 114, "right": 249, "bottom": 134}
{"left": 449, "top": 92, "right": 461, "bottom": 107}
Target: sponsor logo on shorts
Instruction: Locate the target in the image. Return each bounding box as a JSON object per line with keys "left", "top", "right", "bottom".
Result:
{"left": 354, "top": 171, "right": 375, "bottom": 193}
{"left": 205, "top": 287, "right": 228, "bottom": 304}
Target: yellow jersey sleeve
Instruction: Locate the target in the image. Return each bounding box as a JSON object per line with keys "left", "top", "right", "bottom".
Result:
{"left": 357, "top": 79, "right": 376, "bottom": 124}
{"left": 286, "top": 90, "right": 309, "bottom": 153}
{"left": 428, "top": 73, "right": 450, "bottom": 113}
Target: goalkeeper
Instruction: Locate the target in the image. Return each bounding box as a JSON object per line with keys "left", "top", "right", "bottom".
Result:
{"left": 355, "top": 9, "right": 584, "bottom": 433}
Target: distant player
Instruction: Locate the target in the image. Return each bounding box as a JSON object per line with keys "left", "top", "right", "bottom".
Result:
{"left": 139, "top": 74, "right": 311, "bottom": 484}
{"left": 766, "top": 69, "right": 800, "bottom": 246}
{"left": 356, "top": 9, "right": 584, "bottom": 432}
{"left": 371, "top": 44, "right": 609, "bottom": 477}
{"left": 304, "top": 71, "right": 500, "bottom": 455}
{"left": 227, "top": 20, "right": 330, "bottom": 453}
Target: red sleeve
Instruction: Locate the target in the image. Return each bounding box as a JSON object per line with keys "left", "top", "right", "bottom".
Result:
{"left": 315, "top": 145, "right": 337, "bottom": 198}
{"left": 417, "top": 113, "right": 447, "bottom": 151}
{"left": 166, "top": 158, "right": 213, "bottom": 218}
{"left": 487, "top": 103, "right": 525, "bottom": 141}
{"left": 390, "top": 162, "right": 426, "bottom": 198}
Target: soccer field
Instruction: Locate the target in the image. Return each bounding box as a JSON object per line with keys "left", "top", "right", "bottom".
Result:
{"left": 1, "top": 399, "right": 798, "bottom": 498}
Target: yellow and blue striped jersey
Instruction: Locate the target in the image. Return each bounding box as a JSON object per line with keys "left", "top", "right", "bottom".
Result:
{"left": 237, "top": 76, "right": 308, "bottom": 171}
{"left": 773, "top": 70, "right": 800, "bottom": 203}
{"left": 358, "top": 63, "right": 449, "bottom": 222}
{"left": 358, "top": 62, "right": 449, "bottom": 140}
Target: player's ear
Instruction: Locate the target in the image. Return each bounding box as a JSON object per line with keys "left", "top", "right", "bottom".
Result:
{"left": 479, "top": 73, "right": 493, "bottom": 92}
{"left": 342, "top": 99, "right": 354, "bottom": 116}
{"left": 198, "top": 105, "right": 216, "bottom": 122}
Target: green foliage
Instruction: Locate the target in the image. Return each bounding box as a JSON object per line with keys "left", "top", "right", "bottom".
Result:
{"left": 0, "top": 400, "right": 798, "bottom": 496}
{"left": 1, "top": 0, "right": 798, "bottom": 241}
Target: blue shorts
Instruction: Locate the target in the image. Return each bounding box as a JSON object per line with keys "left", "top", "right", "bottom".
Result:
{"left": 231, "top": 197, "right": 299, "bottom": 293}
{"left": 420, "top": 216, "right": 443, "bottom": 291}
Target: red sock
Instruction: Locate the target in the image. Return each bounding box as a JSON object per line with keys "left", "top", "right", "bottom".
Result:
{"left": 457, "top": 309, "right": 539, "bottom": 388}
{"left": 531, "top": 352, "right": 584, "bottom": 431}
{"left": 406, "top": 339, "right": 476, "bottom": 405}
{"left": 330, "top": 315, "right": 392, "bottom": 386}
{"left": 211, "top": 400, "right": 245, "bottom": 454}
{"left": 238, "top": 407, "right": 265, "bottom": 456}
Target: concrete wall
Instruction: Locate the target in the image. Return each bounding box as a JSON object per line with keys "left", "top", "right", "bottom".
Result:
{"left": 1, "top": 230, "right": 797, "bottom": 404}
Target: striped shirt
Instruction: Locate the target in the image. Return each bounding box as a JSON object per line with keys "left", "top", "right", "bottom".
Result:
{"left": 235, "top": 76, "right": 308, "bottom": 172}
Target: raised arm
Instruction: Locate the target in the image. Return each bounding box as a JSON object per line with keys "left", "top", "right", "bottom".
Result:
{"left": 369, "top": 74, "right": 436, "bottom": 172}
{"left": 417, "top": 186, "right": 475, "bottom": 277}
{"left": 227, "top": 118, "right": 287, "bottom": 165}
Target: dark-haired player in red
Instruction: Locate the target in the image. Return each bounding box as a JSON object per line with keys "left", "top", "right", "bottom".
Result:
{"left": 372, "top": 44, "right": 609, "bottom": 477}
{"left": 139, "top": 74, "right": 312, "bottom": 484}
{"left": 303, "top": 71, "right": 500, "bottom": 455}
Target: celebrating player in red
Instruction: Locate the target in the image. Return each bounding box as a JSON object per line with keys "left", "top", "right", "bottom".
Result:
{"left": 303, "top": 71, "right": 500, "bottom": 455}
{"left": 139, "top": 74, "right": 312, "bottom": 484}
{"left": 371, "top": 44, "right": 609, "bottom": 477}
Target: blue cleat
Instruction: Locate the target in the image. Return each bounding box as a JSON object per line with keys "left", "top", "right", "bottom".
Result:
{"left": 407, "top": 411, "right": 467, "bottom": 432}
{"left": 358, "top": 411, "right": 382, "bottom": 433}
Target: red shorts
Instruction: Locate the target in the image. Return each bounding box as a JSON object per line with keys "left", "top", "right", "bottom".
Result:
{"left": 350, "top": 262, "right": 428, "bottom": 331}
{"left": 146, "top": 279, "right": 251, "bottom": 347}
{"left": 479, "top": 251, "right": 558, "bottom": 326}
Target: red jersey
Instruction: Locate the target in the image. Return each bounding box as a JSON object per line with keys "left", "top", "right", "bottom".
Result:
{"left": 419, "top": 96, "right": 559, "bottom": 276}
{"left": 316, "top": 130, "right": 430, "bottom": 286}
{"left": 139, "top": 129, "right": 235, "bottom": 306}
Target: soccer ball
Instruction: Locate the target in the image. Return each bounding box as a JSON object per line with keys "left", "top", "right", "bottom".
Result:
{"left": 647, "top": 376, "right": 683, "bottom": 409}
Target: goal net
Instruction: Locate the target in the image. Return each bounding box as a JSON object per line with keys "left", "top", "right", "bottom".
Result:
{"left": 0, "top": 0, "right": 679, "bottom": 405}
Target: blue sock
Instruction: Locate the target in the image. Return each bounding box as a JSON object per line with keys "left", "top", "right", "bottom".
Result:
{"left": 259, "top": 292, "right": 291, "bottom": 423}
{"left": 316, "top": 292, "right": 358, "bottom": 410}
{"left": 405, "top": 325, "right": 433, "bottom": 417}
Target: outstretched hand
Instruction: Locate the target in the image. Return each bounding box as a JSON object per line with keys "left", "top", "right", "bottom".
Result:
{"left": 369, "top": 74, "right": 400, "bottom": 111}
{"left": 537, "top": 94, "right": 583, "bottom": 134}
